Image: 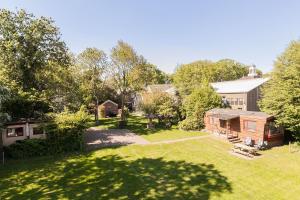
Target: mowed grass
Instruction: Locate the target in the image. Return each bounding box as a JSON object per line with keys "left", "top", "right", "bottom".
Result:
{"left": 92, "top": 115, "right": 207, "bottom": 142}
{"left": 1, "top": 137, "right": 300, "bottom": 199}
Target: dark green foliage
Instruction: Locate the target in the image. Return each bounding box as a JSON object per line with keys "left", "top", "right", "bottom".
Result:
{"left": 4, "top": 139, "right": 48, "bottom": 159}
{"left": 259, "top": 40, "right": 300, "bottom": 140}
{"left": 1, "top": 91, "right": 50, "bottom": 120}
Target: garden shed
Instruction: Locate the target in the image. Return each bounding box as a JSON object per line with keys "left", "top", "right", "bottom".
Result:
{"left": 99, "top": 100, "right": 118, "bottom": 118}
{"left": 204, "top": 108, "right": 284, "bottom": 147}
{"left": 1, "top": 120, "right": 46, "bottom": 146}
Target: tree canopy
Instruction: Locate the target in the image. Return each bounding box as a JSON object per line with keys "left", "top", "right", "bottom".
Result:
{"left": 0, "top": 9, "right": 70, "bottom": 91}
{"left": 172, "top": 59, "right": 260, "bottom": 95}
{"left": 179, "top": 84, "right": 222, "bottom": 130}
{"left": 259, "top": 40, "right": 300, "bottom": 139}
{"left": 76, "top": 47, "right": 108, "bottom": 122}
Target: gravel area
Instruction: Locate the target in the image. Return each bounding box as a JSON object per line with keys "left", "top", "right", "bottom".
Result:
{"left": 85, "top": 128, "right": 150, "bottom": 151}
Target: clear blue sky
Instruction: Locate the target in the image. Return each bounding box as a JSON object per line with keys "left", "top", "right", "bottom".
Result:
{"left": 1, "top": 0, "right": 300, "bottom": 73}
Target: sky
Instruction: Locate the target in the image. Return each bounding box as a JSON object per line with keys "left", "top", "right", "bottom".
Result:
{"left": 1, "top": 0, "right": 300, "bottom": 73}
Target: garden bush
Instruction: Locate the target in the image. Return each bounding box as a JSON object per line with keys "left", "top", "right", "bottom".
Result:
{"left": 178, "top": 117, "right": 201, "bottom": 131}
{"left": 4, "top": 107, "right": 90, "bottom": 159}
{"left": 45, "top": 106, "right": 90, "bottom": 154}
{"left": 4, "top": 139, "right": 48, "bottom": 159}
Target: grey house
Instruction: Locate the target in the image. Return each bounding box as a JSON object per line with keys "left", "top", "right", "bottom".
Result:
{"left": 211, "top": 66, "right": 269, "bottom": 111}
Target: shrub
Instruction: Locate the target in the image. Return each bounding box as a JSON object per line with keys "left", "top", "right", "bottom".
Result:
{"left": 4, "top": 139, "right": 48, "bottom": 159}
{"left": 179, "top": 117, "right": 202, "bottom": 131}
{"left": 45, "top": 106, "right": 90, "bottom": 154}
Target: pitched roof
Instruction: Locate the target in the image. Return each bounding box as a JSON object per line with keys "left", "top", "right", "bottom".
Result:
{"left": 101, "top": 100, "right": 118, "bottom": 106}
{"left": 146, "top": 84, "right": 175, "bottom": 93}
{"left": 207, "top": 108, "right": 272, "bottom": 119}
{"left": 211, "top": 78, "right": 269, "bottom": 94}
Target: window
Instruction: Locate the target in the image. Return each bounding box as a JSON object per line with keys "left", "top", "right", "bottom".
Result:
{"left": 227, "top": 98, "right": 232, "bottom": 105}
{"left": 7, "top": 127, "right": 24, "bottom": 137}
{"left": 210, "top": 117, "right": 217, "bottom": 125}
{"left": 234, "top": 98, "right": 238, "bottom": 105}
{"left": 238, "top": 98, "right": 244, "bottom": 105}
{"left": 33, "top": 127, "right": 44, "bottom": 135}
{"left": 244, "top": 121, "right": 256, "bottom": 132}
{"left": 220, "top": 120, "right": 227, "bottom": 128}
{"left": 269, "top": 122, "right": 279, "bottom": 135}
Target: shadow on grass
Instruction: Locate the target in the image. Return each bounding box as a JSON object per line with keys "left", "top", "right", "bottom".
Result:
{"left": 0, "top": 155, "right": 232, "bottom": 200}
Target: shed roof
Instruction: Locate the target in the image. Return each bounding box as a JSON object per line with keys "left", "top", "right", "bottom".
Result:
{"left": 211, "top": 78, "right": 269, "bottom": 94}
{"left": 101, "top": 100, "right": 118, "bottom": 106}
{"left": 207, "top": 108, "right": 272, "bottom": 119}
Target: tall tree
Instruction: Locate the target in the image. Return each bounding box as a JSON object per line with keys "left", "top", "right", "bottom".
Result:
{"left": 110, "top": 41, "right": 139, "bottom": 124}
{"left": 179, "top": 84, "right": 222, "bottom": 130}
{"left": 0, "top": 9, "right": 70, "bottom": 91}
{"left": 259, "top": 40, "right": 300, "bottom": 140}
{"left": 77, "top": 48, "right": 108, "bottom": 123}
{"left": 172, "top": 59, "right": 253, "bottom": 95}
{"left": 129, "top": 57, "right": 169, "bottom": 91}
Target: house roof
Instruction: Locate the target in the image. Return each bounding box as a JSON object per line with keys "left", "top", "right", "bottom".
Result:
{"left": 101, "top": 100, "right": 118, "bottom": 106}
{"left": 211, "top": 78, "right": 269, "bottom": 94}
{"left": 146, "top": 84, "right": 176, "bottom": 94}
{"left": 207, "top": 108, "right": 272, "bottom": 119}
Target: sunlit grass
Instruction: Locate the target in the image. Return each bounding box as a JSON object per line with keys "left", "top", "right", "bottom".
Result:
{"left": 1, "top": 138, "right": 300, "bottom": 199}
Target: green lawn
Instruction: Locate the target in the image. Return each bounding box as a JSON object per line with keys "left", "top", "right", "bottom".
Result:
{"left": 1, "top": 137, "right": 300, "bottom": 199}
{"left": 92, "top": 115, "right": 207, "bottom": 142}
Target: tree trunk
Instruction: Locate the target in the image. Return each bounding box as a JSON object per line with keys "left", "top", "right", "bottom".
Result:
{"left": 120, "top": 92, "right": 125, "bottom": 121}
{"left": 95, "top": 98, "right": 99, "bottom": 125}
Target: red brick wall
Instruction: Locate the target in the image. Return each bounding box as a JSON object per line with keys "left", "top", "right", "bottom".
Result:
{"left": 205, "top": 112, "right": 284, "bottom": 146}
{"left": 239, "top": 116, "right": 266, "bottom": 144}
{"left": 101, "top": 102, "right": 118, "bottom": 117}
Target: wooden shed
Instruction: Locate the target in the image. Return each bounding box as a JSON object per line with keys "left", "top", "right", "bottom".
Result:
{"left": 98, "top": 100, "right": 118, "bottom": 118}
{"left": 204, "top": 108, "right": 284, "bottom": 147}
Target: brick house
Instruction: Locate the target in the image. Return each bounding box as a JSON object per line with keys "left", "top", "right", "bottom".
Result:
{"left": 1, "top": 120, "right": 46, "bottom": 147}
{"left": 211, "top": 65, "right": 269, "bottom": 111}
{"left": 98, "top": 100, "right": 118, "bottom": 117}
{"left": 204, "top": 108, "right": 284, "bottom": 147}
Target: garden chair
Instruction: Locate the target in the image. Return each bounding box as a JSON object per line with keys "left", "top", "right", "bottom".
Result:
{"left": 244, "top": 137, "right": 253, "bottom": 146}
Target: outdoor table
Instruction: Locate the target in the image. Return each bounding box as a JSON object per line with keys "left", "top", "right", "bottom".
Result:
{"left": 233, "top": 143, "right": 258, "bottom": 157}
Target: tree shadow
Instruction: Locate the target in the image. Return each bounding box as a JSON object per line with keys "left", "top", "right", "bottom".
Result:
{"left": 0, "top": 155, "right": 232, "bottom": 199}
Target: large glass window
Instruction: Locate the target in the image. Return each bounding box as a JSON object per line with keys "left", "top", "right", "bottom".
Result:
{"left": 244, "top": 121, "right": 256, "bottom": 132}
{"left": 7, "top": 127, "right": 24, "bottom": 137}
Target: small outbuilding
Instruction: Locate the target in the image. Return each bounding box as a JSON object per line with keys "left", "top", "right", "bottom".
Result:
{"left": 98, "top": 100, "right": 118, "bottom": 118}
{"left": 1, "top": 119, "right": 46, "bottom": 147}
{"left": 204, "top": 108, "right": 284, "bottom": 147}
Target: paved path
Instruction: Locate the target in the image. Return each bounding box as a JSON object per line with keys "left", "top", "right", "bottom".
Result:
{"left": 85, "top": 128, "right": 150, "bottom": 151}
